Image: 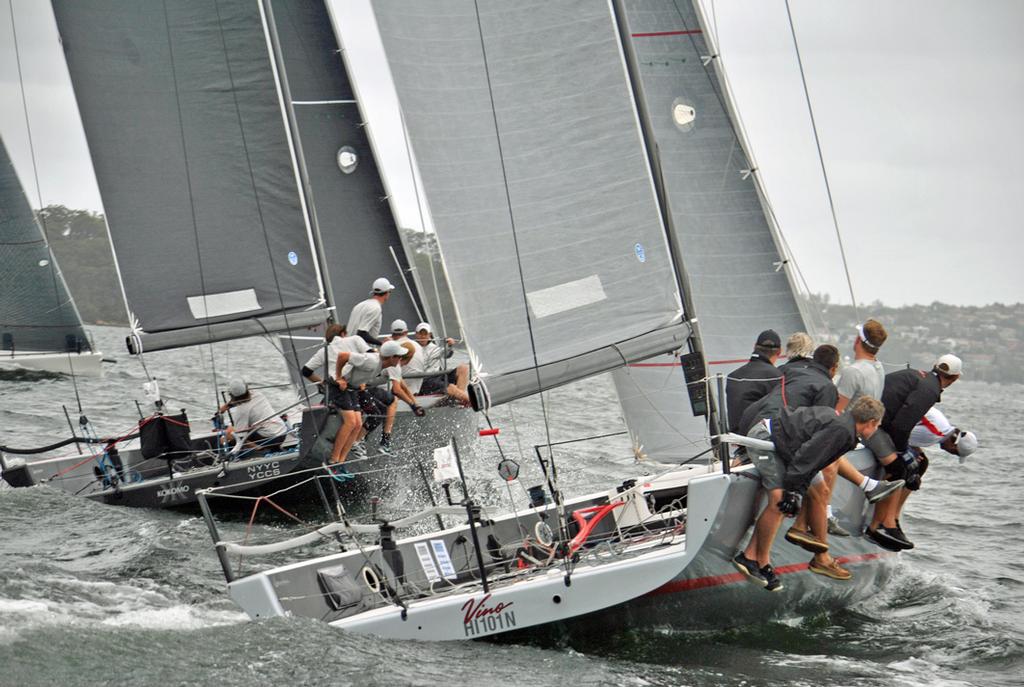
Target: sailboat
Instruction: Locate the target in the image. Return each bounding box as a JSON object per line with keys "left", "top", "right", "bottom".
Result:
{"left": 0, "top": 0, "right": 474, "bottom": 509}
{"left": 0, "top": 137, "right": 103, "bottom": 377}
{"left": 194, "top": 0, "right": 895, "bottom": 640}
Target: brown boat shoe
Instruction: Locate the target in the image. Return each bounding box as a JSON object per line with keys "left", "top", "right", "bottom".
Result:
{"left": 784, "top": 526, "right": 829, "bottom": 554}
{"left": 808, "top": 557, "right": 852, "bottom": 581}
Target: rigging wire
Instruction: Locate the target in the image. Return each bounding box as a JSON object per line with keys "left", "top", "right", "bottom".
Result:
{"left": 470, "top": 0, "right": 572, "bottom": 577}
{"left": 7, "top": 0, "right": 87, "bottom": 410}
{"left": 782, "top": 0, "right": 861, "bottom": 321}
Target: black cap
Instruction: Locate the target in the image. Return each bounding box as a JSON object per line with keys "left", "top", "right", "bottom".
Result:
{"left": 756, "top": 329, "right": 781, "bottom": 349}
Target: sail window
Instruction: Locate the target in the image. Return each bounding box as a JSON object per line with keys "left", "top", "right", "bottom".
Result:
{"left": 336, "top": 146, "right": 358, "bottom": 174}
{"left": 526, "top": 275, "right": 607, "bottom": 319}
{"left": 186, "top": 289, "right": 261, "bottom": 320}
{"left": 671, "top": 98, "right": 696, "bottom": 131}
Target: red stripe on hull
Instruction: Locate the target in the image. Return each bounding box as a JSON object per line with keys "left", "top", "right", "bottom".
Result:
{"left": 648, "top": 552, "right": 894, "bottom": 596}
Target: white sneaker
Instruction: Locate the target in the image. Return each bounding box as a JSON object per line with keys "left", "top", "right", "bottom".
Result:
{"left": 350, "top": 441, "right": 367, "bottom": 459}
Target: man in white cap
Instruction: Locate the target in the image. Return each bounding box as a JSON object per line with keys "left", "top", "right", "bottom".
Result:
{"left": 413, "top": 322, "right": 470, "bottom": 404}
{"left": 329, "top": 340, "right": 426, "bottom": 465}
{"left": 346, "top": 277, "right": 396, "bottom": 347}
{"left": 217, "top": 379, "right": 289, "bottom": 455}
{"left": 867, "top": 353, "right": 962, "bottom": 551}
{"left": 389, "top": 319, "right": 426, "bottom": 394}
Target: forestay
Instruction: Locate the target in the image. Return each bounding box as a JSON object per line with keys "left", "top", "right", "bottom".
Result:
{"left": 52, "top": 0, "right": 327, "bottom": 353}
{"left": 610, "top": 0, "right": 808, "bottom": 460}
{"left": 373, "top": 0, "right": 687, "bottom": 407}
{"left": 0, "top": 138, "right": 91, "bottom": 355}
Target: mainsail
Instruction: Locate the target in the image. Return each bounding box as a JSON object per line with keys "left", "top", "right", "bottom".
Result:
{"left": 609, "top": 0, "right": 808, "bottom": 459}
{"left": 0, "top": 138, "right": 91, "bottom": 355}
{"left": 372, "top": 0, "right": 689, "bottom": 408}
{"left": 52, "top": 0, "right": 329, "bottom": 353}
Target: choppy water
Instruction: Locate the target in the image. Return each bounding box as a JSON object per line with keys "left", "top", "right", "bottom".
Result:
{"left": 1, "top": 326, "right": 1021, "bottom": 687}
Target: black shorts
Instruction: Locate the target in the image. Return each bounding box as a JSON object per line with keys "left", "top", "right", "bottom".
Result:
{"left": 420, "top": 370, "right": 456, "bottom": 395}
{"left": 358, "top": 386, "right": 394, "bottom": 416}
{"left": 325, "top": 384, "right": 360, "bottom": 412}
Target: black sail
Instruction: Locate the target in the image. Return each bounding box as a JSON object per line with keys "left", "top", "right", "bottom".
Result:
{"left": 52, "top": 0, "right": 328, "bottom": 352}
{"left": 0, "top": 137, "right": 91, "bottom": 355}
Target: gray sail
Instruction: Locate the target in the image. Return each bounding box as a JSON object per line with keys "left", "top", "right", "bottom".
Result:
{"left": 0, "top": 138, "right": 91, "bottom": 355}
{"left": 372, "top": 0, "right": 688, "bottom": 408}
{"left": 52, "top": 0, "right": 328, "bottom": 353}
{"left": 610, "top": 0, "right": 807, "bottom": 460}
{"left": 264, "top": 0, "right": 423, "bottom": 324}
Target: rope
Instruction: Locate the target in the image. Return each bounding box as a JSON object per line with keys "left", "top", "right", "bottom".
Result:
{"left": 782, "top": 0, "right": 860, "bottom": 320}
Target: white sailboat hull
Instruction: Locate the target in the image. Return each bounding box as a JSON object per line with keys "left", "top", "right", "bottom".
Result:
{"left": 0, "top": 351, "right": 104, "bottom": 376}
{"left": 219, "top": 448, "right": 894, "bottom": 641}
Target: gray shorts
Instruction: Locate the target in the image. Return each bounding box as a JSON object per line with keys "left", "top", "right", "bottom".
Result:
{"left": 864, "top": 427, "right": 896, "bottom": 460}
{"left": 748, "top": 422, "right": 785, "bottom": 491}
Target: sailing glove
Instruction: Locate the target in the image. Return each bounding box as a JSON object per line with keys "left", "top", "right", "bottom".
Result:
{"left": 900, "top": 449, "right": 922, "bottom": 491}
{"left": 777, "top": 490, "right": 801, "bottom": 517}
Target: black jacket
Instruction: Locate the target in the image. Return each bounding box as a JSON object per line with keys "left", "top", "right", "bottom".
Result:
{"left": 738, "top": 360, "right": 839, "bottom": 433}
{"left": 881, "top": 368, "right": 943, "bottom": 452}
{"left": 770, "top": 406, "right": 858, "bottom": 495}
{"left": 725, "top": 354, "right": 781, "bottom": 433}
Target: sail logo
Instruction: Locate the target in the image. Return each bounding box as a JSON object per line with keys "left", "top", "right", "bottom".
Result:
{"left": 287, "top": 251, "right": 298, "bottom": 266}
{"left": 461, "top": 594, "right": 516, "bottom": 637}
{"left": 157, "top": 483, "right": 190, "bottom": 501}
{"left": 634, "top": 243, "right": 646, "bottom": 263}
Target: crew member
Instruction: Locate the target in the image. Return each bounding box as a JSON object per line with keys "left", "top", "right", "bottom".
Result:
{"left": 725, "top": 329, "right": 782, "bottom": 433}
{"left": 347, "top": 277, "right": 396, "bottom": 347}
{"left": 732, "top": 396, "right": 885, "bottom": 592}
{"left": 217, "top": 379, "right": 289, "bottom": 456}
{"left": 414, "top": 322, "right": 470, "bottom": 405}
{"left": 866, "top": 354, "right": 962, "bottom": 550}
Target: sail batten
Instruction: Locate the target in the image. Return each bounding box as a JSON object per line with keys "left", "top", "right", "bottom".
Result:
{"left": 373, "top": 0, "right": 685, "bottom": 406}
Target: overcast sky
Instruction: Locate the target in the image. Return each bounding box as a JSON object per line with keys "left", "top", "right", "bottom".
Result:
{"left": 1, "top": 0, "right": 1021, "bottom": 308}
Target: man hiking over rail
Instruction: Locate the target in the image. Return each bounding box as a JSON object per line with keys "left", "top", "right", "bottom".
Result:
{"left": 732, "top": 396, "right": 885, "bottom": 592}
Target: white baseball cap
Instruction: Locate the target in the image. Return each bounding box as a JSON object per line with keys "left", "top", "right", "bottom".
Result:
{"left": 954, "top": 429, "right": 978, "bottom": 462}
{"left": 372, "top": 277, "right": 396, "bottom": 294}
{"left": 379, "top": 340, "right": 406, "bottom": 357}
{"left": 415, "top": 322, "right": 431, "bottom": 333}
{"left": 391, "top": 319, "right": 408, "bottom": 334}
{"left": 228, "top": 378, "right": 248, "bottom": 398}
{"left": 934, "top": 353, "right": 963, "bottom": 377}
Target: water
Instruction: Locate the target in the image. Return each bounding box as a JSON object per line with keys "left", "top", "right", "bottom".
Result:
{"left": 1, "top": 326, "right": 1021, "bottom": 686}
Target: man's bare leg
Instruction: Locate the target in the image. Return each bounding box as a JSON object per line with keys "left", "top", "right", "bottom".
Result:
{"left": 870, "top": 491, "right": 898, "bottom": 529}
{"left": 807, "top": 479, "right": 833, "bottom": 567}
{"left": 383, "top": 398, "right": 398, "bottom": 434}
{"left": 331, "top": 410, "right": 362, "bottom": 463}
{"left": 744, "top": 488, "right": 785, "bottom": 567}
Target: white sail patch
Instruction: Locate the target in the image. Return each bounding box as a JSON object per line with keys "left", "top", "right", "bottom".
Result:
{"left": 526, "top": 275, "right": 607, "bottom": 319}
{"left": 187, "top": 289, "right": 261, "bottom": 319}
